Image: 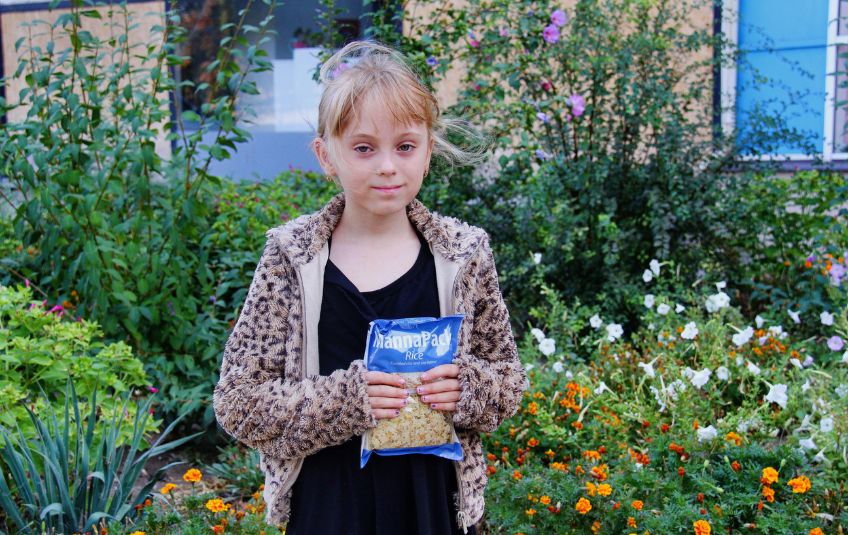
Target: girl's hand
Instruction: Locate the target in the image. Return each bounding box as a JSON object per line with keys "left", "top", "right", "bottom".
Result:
{"left": 364, "top": 371, "right": 408, "bottom": 419}
{"left": 418, "top": 364, "right": 462, "bottom": 412}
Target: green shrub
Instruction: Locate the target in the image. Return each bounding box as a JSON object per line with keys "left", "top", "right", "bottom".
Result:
{"left": 0, "top": 284, "right": 155, "bottom": 443}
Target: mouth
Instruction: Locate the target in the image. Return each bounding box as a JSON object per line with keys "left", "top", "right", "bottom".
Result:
{"left": 373, "top": 185, "right": 403, "bottom": 192}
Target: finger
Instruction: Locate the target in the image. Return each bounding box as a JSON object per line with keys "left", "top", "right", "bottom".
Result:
{"left": 420, "top": 391, "right": 461, "bottom": 404}
{"left": 417, "top": 379, "right": 461, "bottom": 396}
{"left": 365, "top": 371, "right": 406, "bottom": 387}
{"left": 373, "top": 408, "right": 401, "bottom": 419}
{"left": 429, "top": 402, "right": 457, "bottom": 412}
{"left": 369, "top": 396, "right": 409, "bottom": 409}
{"left": 367, "top": 385, "right": 408, "bottom": 398}
{"left": 421, "top": 364, "right": 460, "bottom": 382}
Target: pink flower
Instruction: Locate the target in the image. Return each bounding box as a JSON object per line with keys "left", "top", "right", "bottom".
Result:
{"left": 148, "top": 386, "right": 160, "bottom": 394}
{"left": 468, "top": 31, "right": 480, "bottom": 48}
{"left": 828, "top": 335, "right": 845, "bottom": 352}
{"left": 543, "top": 24, "right": 560, "bottom": 44}
{"left": 568, "top": 94, "right": 586, "bottom": 117}
{"left": 541, "top": 80, "right": 552, "bottom": 92}
{"left": 551, "top": 9, "right": 568, "bottom": 27}
{"left": 499, "top": 26, "right": 510, "bottom": 37}
{"left": 25, "top": 279, "right": 30, "bottom": 288}
{"left": 48, "top": 304, "right": 64, "bottom": 317}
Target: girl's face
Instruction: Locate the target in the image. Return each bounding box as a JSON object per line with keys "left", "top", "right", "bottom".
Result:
{"left": 314, "top": 95, "right": 433, "bottom": 219}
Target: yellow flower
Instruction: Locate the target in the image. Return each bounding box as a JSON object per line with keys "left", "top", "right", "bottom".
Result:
{"left": 129, "top": 532, "right": 146, "bottom": 535}
{"left": 631, "top": 500, "right": 644, "bottom": 511}
{"left": 725, "top": 432, "right": 742, "bottom": 446}
{"left": 183, "top": 468, "right": 202, "bottom": 483}
{"left": 761, "top": 467, "right": 778, "bottom": 485}
{"left": 787, "top": 475, "right": 811, "bottom": 494}
{"left": 539, "top": 495, "right": 551, "bottom": 505}
{"left": 575, "top": 497, "right": 592, "bottom": 514}
{"left": 694, "top": 519, "right": 711, "bottom": 535}
{"left": 160, "top": 483, "right": 177, "bottom": 495}
{"left": 586, "top": 482, "right": 597, "bottom": 496}
{"left": 205, "top": 498, "right": 230, "bottom": 513}
{"left": 525, "top": 508, "right": 536, "bottom": 517}
{"left": 597, "top": 483, "right": 612, "bottom": 496}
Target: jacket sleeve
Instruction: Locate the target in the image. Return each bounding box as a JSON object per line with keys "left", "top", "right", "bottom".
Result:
{"left": 213, "top": 236, "right": 377, "bottom": 460}
{"left": 452, "top": 237, "right": 528, "bottom": 433}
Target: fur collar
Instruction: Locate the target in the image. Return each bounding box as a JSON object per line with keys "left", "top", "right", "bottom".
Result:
{"left": 265, "top": 192, "right": 487, "bottom": 267}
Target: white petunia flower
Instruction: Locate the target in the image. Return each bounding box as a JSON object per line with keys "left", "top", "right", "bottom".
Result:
{"left": 565, "top": 370, "right": 573, "bottom": 379}
{"left": 735, "top": 355, "right": 744, "bottom": 366}
{"left": 682, "top": 367, "right": 696, "bottom": 380}
{"left": 769, "top": 325, "right": 787, "bottom": 340}
{"left": 589, "top": 314, "right": 603, "bottom": 329}
{"left": 802, "top": 380, "right": 811, "bottom": 392}
{"left": 821, "top": 311, "right": 834, "bottom": 326}
{"left": 606, "top": 323, "right": 624, "bottom": 342}
{"left": 697, "top": 425, "right": 718, "bottom": 442}
{"left": 657, "top": 303, "right": 670, "bottom": 315}
{"left": 525, "top": 363, "right": 535, "bottom": 371}
{"left": 732, "top": 326, "right": 754, "bottom": 347}
{"left": 705, "top": 291, "right": 730, "bottom": 313}
{"left": 650, "top": 259, "right": 661, "bottom": 276}
{"left": 680, "top": 322, "right": 699, "bottom": 340}
{"left": 813, "top": 449, "right": 827, "bottom": 463}
{"left": 637, "top": 357, "right": 658, "bottom": 378}
{"left": 643, "top": 269, "right": 653, "bottom": 283}
{"left": 799, "top": 437, "right": 818, "bottom": 450}
{"left": 531, "top": 328, "right": 546, "bottom": 342}
{"left": 552, "top": 361, "right": 564, "bottom": 373}
{"left": 836, "top": 384, "right": 848, "bottom": 398}
{"left": 820, "top": 417, "right": 834, "bottom": 433}
{"left": 788, "top": 309, "right": 800, "bottom": 324}
{"left": 764, "top": 383, "right": 788, "bottom": 408}
{"left": 594, "top": 381, "right": 612, "bottom": 395}
{"left": 842, "top": 350, "right": 848, "bottom": 364}
{"left": 790, "top": 358, "right": 802, "bottom": 369}
{"left": 716, "top": 280, "right": 727, "bottom": 290}
{"left": 533, "top": 252, "right": 542, "bottom": 265}
{"left": 746, "top": 361, "right": 761, "bottom": 375}
{"left": 803, "top": 356, "right": 814, "bottom": 367}
{"left": 648, "top": 323, "right": 656, "bottom": 331}
{"left": 644, "top": 294, "right": 655, "bottom": 308}
{"left": 539, "top": 337, "right": 556, "bottom": 357}
{"left": 690, "top": 368, "right": 712, "bottom": 389}
{"left": 675, "top": 304, "right": 685, "bottom": 313}
{"left": 716, "top": 366, "right": 730, "bottom": 381}
{"left": 755, "top": 315, "right": 765, "bottom": 328}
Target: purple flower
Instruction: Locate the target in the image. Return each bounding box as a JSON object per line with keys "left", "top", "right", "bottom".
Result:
{"left": 551, "top": 9, "right": 568, "bottom": 27}
{"left": 829, "top": 263, "right": 845, "bottom": 286}
{"left": 426, "top": 56, "right": 438, "bottom": 67}
{"left": 802, "top": 355, "right": 814, "bottom": 367}
{"left": 542, "top": 24, "right": 560, "bottom": 44}
{"left": 807, "top": 254, "right": 816, "bottom": 263}
{"left": 209, "top": 295, "right": 217, "bottom": 304}
{"left": 147, "top": 386, "right": 159, "bottom": 394}
{"left": 535, "top": 149, "right": 551, "bottom": 161}
{"left": 567, "top": 93, "right": 586, "bottom": 117}
{"left": 528, "top": 9, "right": 535, "bottom": 17}
{"left": 499, "top": 26, "right": 510, "bottom": 37}
{"left": 828, "top": 335, "right": 845, "bottom": 352}
{"left": 468, "top": 31, "right": 480, "bottom": 48}
{"left": 536, "top": 111, "right": 549, "bottom": 124}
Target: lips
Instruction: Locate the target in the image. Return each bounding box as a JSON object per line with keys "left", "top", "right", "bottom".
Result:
{"left": 373, "top": 185, "right": 402, "bottom": 190}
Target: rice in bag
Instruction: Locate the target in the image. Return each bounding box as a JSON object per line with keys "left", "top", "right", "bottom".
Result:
{"left": 360, "top": 315, "right": 465, "bottom": 467}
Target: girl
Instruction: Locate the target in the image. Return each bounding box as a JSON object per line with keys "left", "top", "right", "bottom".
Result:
{"left": 213, "top": 41, "right": 527, "bottom": 535}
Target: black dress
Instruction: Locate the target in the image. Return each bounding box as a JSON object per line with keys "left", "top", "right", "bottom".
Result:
{"left": 287, "top": 228, "right": 475, "bottom": 535}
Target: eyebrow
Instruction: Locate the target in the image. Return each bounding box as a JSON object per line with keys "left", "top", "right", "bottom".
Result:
{"left": 347, "top": 131, "right": 425, "bottom": 141}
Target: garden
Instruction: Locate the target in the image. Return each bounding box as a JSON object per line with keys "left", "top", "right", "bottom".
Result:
{"left": 0, "top": 0, "right": 846, "bottom": 533}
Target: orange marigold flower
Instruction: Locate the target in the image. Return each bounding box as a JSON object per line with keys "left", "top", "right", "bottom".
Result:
{"left": 591, "top": 521, "right": 601, "bottom": 534}
{"left": 586, "top": 482, "right": 597, "bottom": 496}
{"left": 545, "top": 449, "right": 555, "bottom": 458}
{"left": 809, "top": 529, "right": 824, "bottom": 535}
{"left": 757, "top": 500, "right": 764, "bottom": 511}
{"left": 575, "top": 465, "right": 585, "bottom": 475}
{"left": 160, "top": 483, "right": 177, "bottom": 495}
{"left": 129, "top": 532, "right": 146, "bottom": 535}
{"left": 525, "top": 508, "right": 536, "bottom": 517}
{"left": 761, "top": 486, "right": 775, "bottom": 503}
{"left": 731, "top": 460, "right": 741, "bottom": 472}
{"left": 487, "top": 453, "right": 496, "bottom": 461}
{"left": 678, "top": 467, "right": 686, "bottom": 477}
{"left": 631, "top": 500, "right": 644, "bottom": 511}
{"left": 527, "top": 438, "right": 539, "bottom": 448}
{"left": 787, "top": 476, "right": 811, "bottom": 494}
{"left": 660, "top": 423, "right": 670, "bottom": 433}
{"left": 212, "top": 526, "right": 224, "bottom": 535}
{"left": 527, "top": 402, "right": 539, "bottom": 415}
{"left": 206, "top": 498, "right": 229, "bottom": 513}
{"left": 512, "top": 470, "right": 523, "bottom": 480}
{"left": 583, "top": 449, "right": 601, "bottom": 461}
{"left": 613, "top": 501, "right": 621, "bottom": 510}
{"left": 694, "top": 519, "right": 712, "bottom": 535}
{"left": 725, "top": 432, "right": 742, "bottom": 446}
{"left": 572, "top": 421, "right": 584, "bottom": 430}
{"left": 597, "top": 484, "right": 612, "bottom": 496}
{"left": 575, "top": 497, "right": 592, "bottom": 514}
{"left": 183, "top": 468, "right": 202, "bottom": 483}
{"left": 761, "top": 467, "right": 779, "bottom": 485}
{"left": 591, "top": 464, "right": 609, "bottom": 481}
{"left": 697, "top": 493, "right": 704, "bottom": 503}
{"left": 627, "top": 516, "right": 637, "bottom": 527}
{"left": 487, "top": 465, "right": 497, "bottom": 475}
{"left": 540, "top": 495, "right": 551, "bottom": 505}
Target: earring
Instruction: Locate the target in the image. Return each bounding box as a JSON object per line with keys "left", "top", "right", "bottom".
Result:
{"left": 423, "top": 168, "right": 429, "bottom": 178}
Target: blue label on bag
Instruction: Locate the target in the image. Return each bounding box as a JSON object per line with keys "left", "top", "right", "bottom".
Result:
{"left": 364, "top": 315, "right": 464, "bottom": 372}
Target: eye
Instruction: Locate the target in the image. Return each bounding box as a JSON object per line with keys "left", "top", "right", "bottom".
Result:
{"left": 354, "top": 145, "right": 372, "bottom": 153}
{"left": 398, "top": 143, "right": 415, "bottom": 152}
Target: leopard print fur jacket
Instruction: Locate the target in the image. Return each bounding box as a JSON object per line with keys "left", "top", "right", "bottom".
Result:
{"left": 213, "top": 192, "right": 527, "bottom": 532}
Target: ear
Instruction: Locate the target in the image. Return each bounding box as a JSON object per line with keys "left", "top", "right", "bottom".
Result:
{"left": 425, "top": 135, "right": 435, "bottom": 171}
{"left": 311, "top": 137, "right": 337, "bottom": 177}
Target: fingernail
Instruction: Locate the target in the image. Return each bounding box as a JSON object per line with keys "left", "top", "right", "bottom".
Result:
{"left": 416, "top": 386, "right": 423, "bottom": 394}
{"left": 430, "top": 404, "right": 438, "bottom": 409}
{"left": 421, "top": 395, "right": 429, "bottom": 402}
{"left": 399, "top": 379, "right": 406, "bottom": 385}
{"left": 395, "top": 409, "right": 400, "bottom": 416}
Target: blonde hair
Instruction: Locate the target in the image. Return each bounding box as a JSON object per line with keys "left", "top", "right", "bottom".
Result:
{"left": 315, "top": 41, "right": 486, "bottom": 171}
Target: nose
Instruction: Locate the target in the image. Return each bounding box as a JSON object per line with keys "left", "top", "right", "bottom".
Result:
{"left": 376, "top": 153, "right": 397, "bottom": 176}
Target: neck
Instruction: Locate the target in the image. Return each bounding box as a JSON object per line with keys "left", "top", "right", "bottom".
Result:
{"left": 334, "top": 201, "right": 415, "bottom": 244}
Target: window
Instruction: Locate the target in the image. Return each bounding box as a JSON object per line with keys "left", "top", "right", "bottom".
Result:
{"left": 721, "top": 0, "right": 845, "bottom": 162}
{"left": 174, "top": 0, "right": 373, "bottom": 179}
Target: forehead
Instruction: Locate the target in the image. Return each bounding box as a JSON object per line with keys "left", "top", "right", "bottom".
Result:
{"left": 340, "top": 91, "right": 429, "bottom": 139}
